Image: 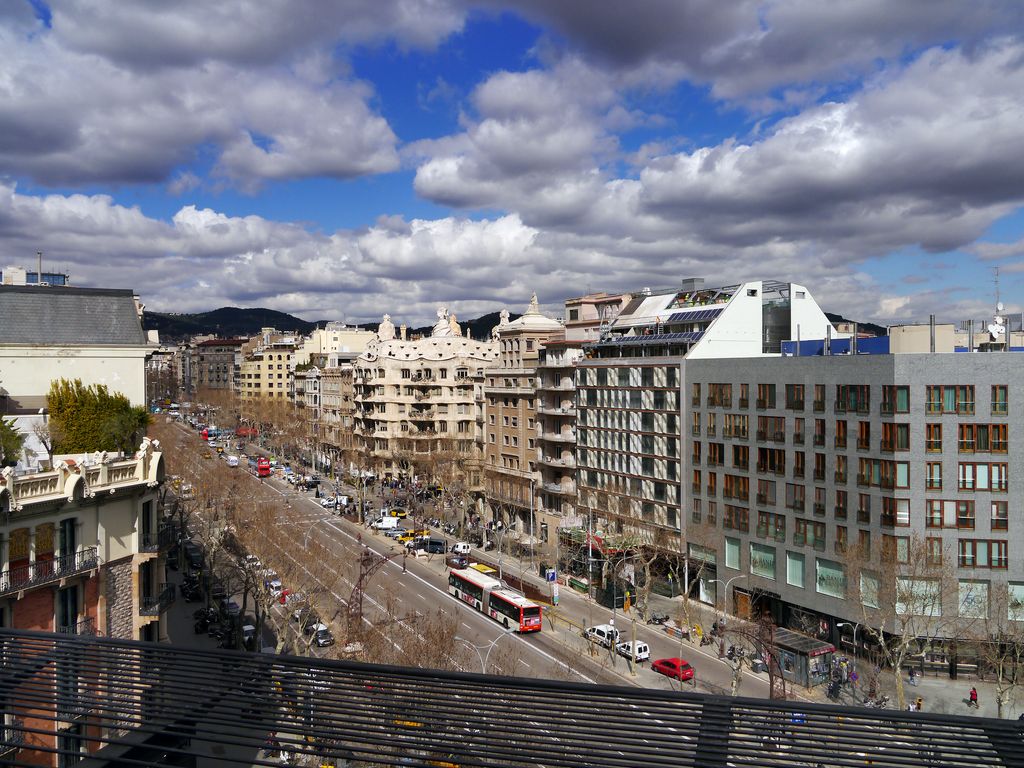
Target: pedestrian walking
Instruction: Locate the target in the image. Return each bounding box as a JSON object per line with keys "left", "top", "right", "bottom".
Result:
{"left": 969, "top": 687, "right": 979, "bottom": 709}
{"left": 908, "top": 667, "right": 917, "bottom": 686}
{"left": 915, "top": 696, "right": 924, "bottom": 712}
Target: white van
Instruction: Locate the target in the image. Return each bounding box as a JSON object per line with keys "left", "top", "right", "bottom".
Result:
{"left": 226, "top": 455, "right": 239, "bottom": 468}
{"left": 615, "top": 640, "right": 650, "bottom": 663}
{"left": 451, "top": 542, "right": 471, "bottom": 555}
{"left": 583, "top": 624, "right": 620, "bottom": 648}
{"left": 371, "top": 516, "right": 400, "bottom": 531}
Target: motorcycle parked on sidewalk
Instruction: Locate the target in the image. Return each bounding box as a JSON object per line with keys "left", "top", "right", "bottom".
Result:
{"left": 646, "top": 612, "right": 670, "bottom": 626}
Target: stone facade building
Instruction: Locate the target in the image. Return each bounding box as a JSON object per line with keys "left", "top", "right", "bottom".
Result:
{"left": 353, "top": 308, "right": 498, "bottom": 492}
{"left": 482, "top": 295, "right": 562, "bottom": 544}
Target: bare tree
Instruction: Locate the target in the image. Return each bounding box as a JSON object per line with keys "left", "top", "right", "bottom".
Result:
{"left": 973, "top": 584, "right": 1024, "bottom": 718}
{"left": 848, "top": 533, "right": 966, "bottom": 710}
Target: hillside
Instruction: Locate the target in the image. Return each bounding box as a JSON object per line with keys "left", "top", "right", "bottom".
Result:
{"left": 143, "top": 307, "right": 519, "bottom": 343}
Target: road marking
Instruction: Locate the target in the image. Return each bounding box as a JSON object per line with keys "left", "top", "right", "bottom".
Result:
{"left": 318, "top": 515, "right": 597, "bottom": 684}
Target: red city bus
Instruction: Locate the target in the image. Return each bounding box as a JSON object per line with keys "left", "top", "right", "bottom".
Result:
{"left": 447, "top": 568, "right": 541, "bottom": 633}
{"left": 256, "top": 457, "right": 271, "bottom": 478}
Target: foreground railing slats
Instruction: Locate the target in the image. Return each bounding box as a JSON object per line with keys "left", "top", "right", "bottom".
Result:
{"left": 0, "top": 628, "right": 1021, "bottom": 768}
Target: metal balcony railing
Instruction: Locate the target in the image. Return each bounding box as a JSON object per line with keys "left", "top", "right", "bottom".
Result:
{"left": 140, "top": 523, "right": 178, "bottom": 554}
{"left": 58, "top": 616, "right": 98, "bottom": 636}
{"left": 0, "top": 719, "right": 25, "bottom": 757}
{"left": 140, "top": 583, "right": 176, "bottom": 616}
{"left": 0, "top": 547, "right": 99, "bottom": 597}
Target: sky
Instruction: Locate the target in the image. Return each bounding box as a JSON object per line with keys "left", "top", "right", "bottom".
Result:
{"left": 2, "top": 1, "right": 1024, "bottom": 327}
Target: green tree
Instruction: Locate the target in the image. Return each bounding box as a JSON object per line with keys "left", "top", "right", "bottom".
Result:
{"left": 47, "top": 379, "right": 150, "bottom": 453}
{"left": 0, "top": 418, "right": 26, "bottom": 466}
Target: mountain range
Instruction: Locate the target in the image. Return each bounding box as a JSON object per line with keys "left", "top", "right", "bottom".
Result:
{"left": 144, "top": 307, "right": 886, "bottom": 344}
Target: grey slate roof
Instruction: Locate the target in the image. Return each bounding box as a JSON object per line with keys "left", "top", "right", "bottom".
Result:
{"left": 0, "top": 285, "right": 148, "bottom": 346}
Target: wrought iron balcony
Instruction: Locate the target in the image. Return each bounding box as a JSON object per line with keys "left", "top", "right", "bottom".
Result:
{"left": 59, "top": 616, "right": 98, "bottom": 636}
{"left": 140, "top": 522, "right": 178, "bottom": 554}
{"left": 140, "top": 583, "right": 176, "bottom": 616}
{"left": 0, "top": 547, "right": 99, "bottom": 597}
{"left": 0, "top": 719, "right": 25, "bottom": 758}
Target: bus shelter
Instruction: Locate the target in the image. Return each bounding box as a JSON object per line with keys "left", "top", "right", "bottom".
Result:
{"left": 772, "top": 628, "right": 835, "bottom": 688}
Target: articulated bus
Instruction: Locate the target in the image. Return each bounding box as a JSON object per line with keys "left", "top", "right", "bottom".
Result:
{"left": 447, "top": 568, "right": 541, "bottom": 633}
{"left": 256, "top": 457, "right": 272, "bottom": 478}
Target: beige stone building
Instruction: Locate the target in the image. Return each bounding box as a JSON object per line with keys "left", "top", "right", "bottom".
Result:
{"left": 482, "top": 295, "right": 561, "bottom": 544}
{"left": 353, "top": 308, "right": 498, "bottom": 491}
{"left": 192, "top": 337, "right": 245, "bottom": 394}
{"left": 239, "top": 328, "right": 299, "bottom": 401}
{"left": 294, "top": 322, "right": 375, "bottom": 366}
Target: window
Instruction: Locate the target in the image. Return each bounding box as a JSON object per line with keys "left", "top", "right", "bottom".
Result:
{"left": 815, "top": 559, "right": 846, "bottom": 598}
{"left": 834, "top": 490, "right": 847, "bottom": 519}
{"left": 958, "top": 423, "right": 1008, "bottom": 453}
{"left": 926, "top": 537, "right": 943, "bottom": 565}
{"left": 959, "top": 581, "right": 989, "bottom": 619}
{"left": 834, "top": 420, "right": 847, "bottom": 449}
{"left": 725, "top": 538, "right": 740, "bottom": 570}
{"left": 881, "top": 385, "right": 910, "bottom": 413}
{"left": 991, "top": 501, "right": 1009, "bottom": 531}
{"left": 835, "top": 384, "right": 870, "bottom": 413}
{"left": 857, "top": 421, "right": 870, "bottom": 450}
{"left": 813, "top": 384, "right": 825, "bottom": 411}
{"left": 750, "top": 543, "right": 777, "bottom": 579}
{"left": 991, "top": 385, "right": 1008, "bottom": 415}
{"left": 958, "top": 462, "right": 1009, "bottom": 492}
{"left": 881, "top": 423, "right": 909, "bottom": 452}
{"left": 925, "top": 423, "right": 942, "bottom": 452}
{"left": 756, "top": 383, "right": 776, "bottom": 409}
{"left": 691, "top": 382, "right": 701, "bottom": 406}
{"left": 785, "top": 384, "right": 805, "bottom": 410}
{"left": 925, "top": 462, "right": 942, "bottom": 491}
{"left": 785, "top": 483, "right": 805, "bottom": 511}
{"left": 926, "top": 385, "right": 975, "bottom": 414}
{"left": 786, "top": 552, "right": 805, "bottom": 588}
{"left": 958, "top": 540, "right": 1008, "bottom": 569}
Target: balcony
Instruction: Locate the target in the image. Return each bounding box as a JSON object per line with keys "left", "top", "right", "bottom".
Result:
{"left": 140, "top": 583, "right": 176, "bottom": 616}
{"left": 756, "top": 493, "right": 770, "bottom": 505}
{"left": 793, "top": 433, "right": 805, "bottom": 445}
{"left": 793, "top": 532, "right": 806, "bottom": 546}
{"left": 140, "top": 522, "right": 178, "bottom": 554}
{"left": 813, "top": 400, "right": 825, "bottom": 412}
{"left": 0, "top": 719, "right": 25, "bottom": 758}
{"left": 59, "top": 616, "right": 98, "bottom": 636}
{"left": 543, "top": 482, "right": 576, "bottom": 496}
{"left": 813, "top": 537, "right": 826, "bottom": 552}
{"left": 411, "top": 409, "right": 437, "bottom": 420}
{"left": 542, "top": 430, "right": 576, "bottom": 443}
{"left": 538, "top": 380, "right": 574, "bottom": 391}
{"left": 813, "top": 502, "right": 826, "bottom": 516}
{"left": 539, "top": 455, "right": 576, "bottom": 469}
{"left": 0, "top": 547, "right": 99, "bottom": 598}
{"left": 738, "top": 398, "right": 749, "bottom": 409}
{"left": 538, "top": 405, "right": 576, "bottom": 417}
{"left": 756, "top": 399, "right": 768, "bottom": 410}
{"left": 414, "top": 392, "right": 434, "bottom": 402}
{"left": 787, "top": 400, "right": 805, "bottom": 412}
{"left": 813, "top": 434, "right": 825, "bottom": 446}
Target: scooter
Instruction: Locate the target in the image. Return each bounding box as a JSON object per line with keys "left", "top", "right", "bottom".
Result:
{"left": 646, "top": 612, "right": 670, "bottom": 626}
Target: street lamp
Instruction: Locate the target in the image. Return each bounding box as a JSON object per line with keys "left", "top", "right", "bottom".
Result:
{"left": 710, "top": 574, "right": 748, "bottom": 619}
{"left": 836, "top": 622, "right": 861, "bottom": 691}
{"left": 454, "top": 630, "right": 514, "bottom": 674}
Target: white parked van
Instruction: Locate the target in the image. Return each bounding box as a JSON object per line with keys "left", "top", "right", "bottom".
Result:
{"left": 615, "top": 640, "right": 650, "bottom": 663}
{"left": 451, "top": 542, "right": 471, "bottom": 555}
{"left": 583, "top": 624, "right": 620, "bottom": 648}
{"left": 371, "top": 516, "right": 400, "bottom": 531}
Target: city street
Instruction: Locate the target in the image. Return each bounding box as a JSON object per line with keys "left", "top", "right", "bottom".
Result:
{"left": 221, "top": 452, "right": 784, "bottom": 700}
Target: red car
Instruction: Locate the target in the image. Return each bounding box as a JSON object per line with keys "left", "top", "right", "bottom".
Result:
{"left": 652, "top": 657, "right": 695, "bottom": 682}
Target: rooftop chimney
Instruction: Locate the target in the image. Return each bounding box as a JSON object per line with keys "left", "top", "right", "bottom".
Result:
{"left": 400, "top": 324, "right": 407, "bottom": 341}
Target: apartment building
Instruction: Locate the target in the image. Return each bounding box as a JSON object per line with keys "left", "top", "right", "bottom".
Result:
{"left": 575, "top": 279, "right": 841, "bottom": 569}
{"left": 239, "top": 328, "right": 299, "bottom": 401}
{"left": 686, "top": 346, "right": 1023, "bottom": 656}
{"left": 0, "top": 441, "right": 171, "bottom": 763}
{"left": 536, "top": 292, "right": 631, "bottom": 548}
{"left": 353, "top": 309, "right": 497, "bottom": 491}
{"left": 319, "top": 362, "right": 357, "bottom": 474}
{"left": 482, "top": 296, "right": 562, "bottom": 542}
{"left": 193, "top": 337, "right": 245, "bottom": 393}
{"left": 0, "top": 285, "right": 153, "bottom": 411}
{"left": 293, "top": 322, "right": 374, "bottom": 366}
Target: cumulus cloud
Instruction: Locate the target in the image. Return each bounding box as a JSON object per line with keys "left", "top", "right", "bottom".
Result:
{"left": 0, "top": 5, "right": 404, "bottom": 187}
{"left": 499, "top": 0, "right": 1024, "bottom": 99}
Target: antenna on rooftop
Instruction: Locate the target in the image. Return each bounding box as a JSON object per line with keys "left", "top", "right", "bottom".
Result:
{"left": 994, "top": 265, "right": 1001, "bottom": 309}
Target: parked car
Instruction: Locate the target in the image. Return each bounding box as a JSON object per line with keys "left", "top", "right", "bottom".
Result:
{"left": 651, "top": 657, "right": 695, "bottom": 682}
{"left": 615, "top": 640, "right": 651, "bottom": 663}
{"left": 583, "top": 624, "right": 620, "bottom": 648}
{"left": 320, "top": 496, "right": 337, "bottom": 508}
{"left": 446, "top": 555, "right": 469, "bottom": 570}
{"left": 241, "top": 624, "right": 257, "bottom": 651}
{"left": 312, "top": 624, "right": 334, "bottom": 647}
{"left": 220, "top": 599, "right": 242, "bottom": 618}
{"left": 425, "top": 538, "right": 446, "bottom": 554}
{"left": 451, "top": 542, "right": 471, "bottom": 556}
{"left": 267, "top": 579, "right": 284, "bottom": 598}
{"left": 384, "top": 528, "right": 407, "bottom": 539}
